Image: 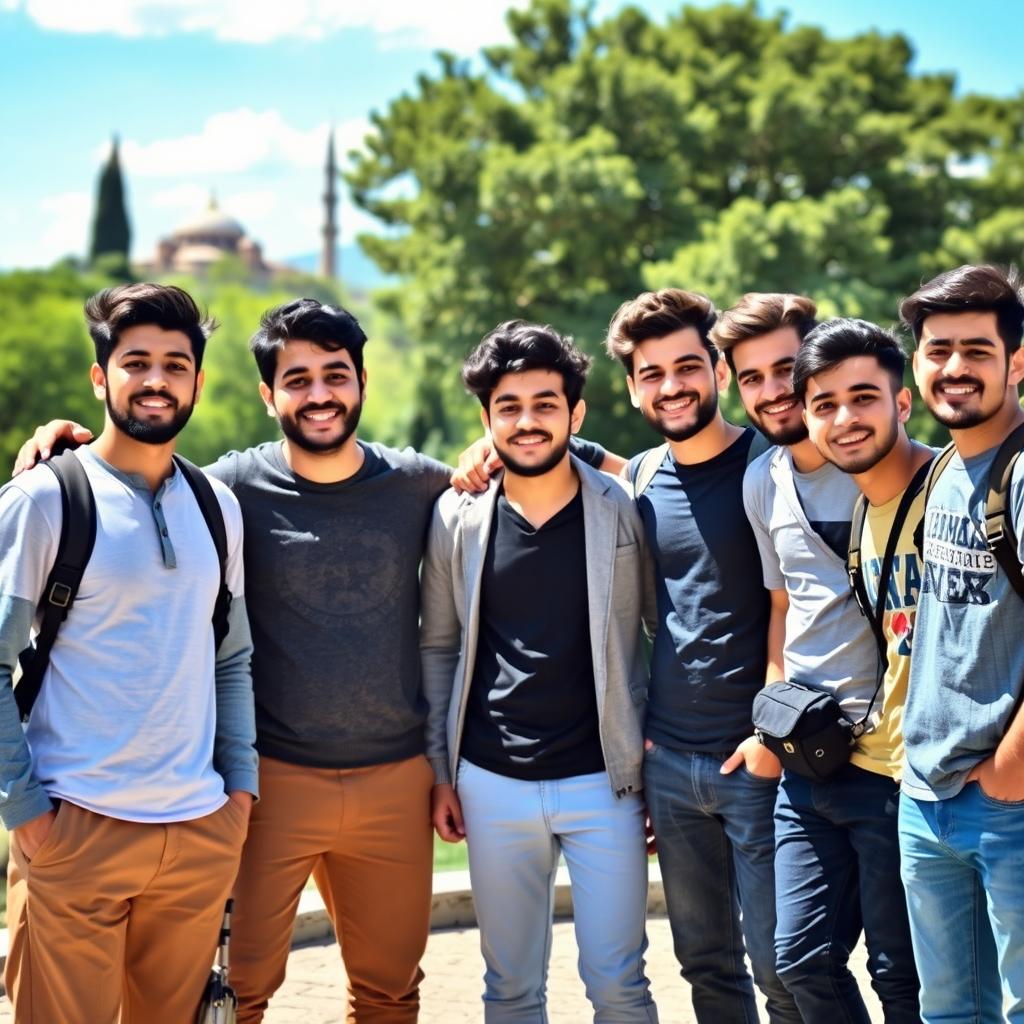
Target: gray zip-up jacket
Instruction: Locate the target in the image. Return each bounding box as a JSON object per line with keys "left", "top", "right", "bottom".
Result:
{"left": 420, "top": 456, "right": 654, "bottom": 798}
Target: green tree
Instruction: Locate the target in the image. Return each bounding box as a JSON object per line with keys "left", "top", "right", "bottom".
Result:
{"left": 348, "top": 0, "right": 1024, "bottom": 455}
{"left": 89, "top": 137, "right": 131, "bottom": 277}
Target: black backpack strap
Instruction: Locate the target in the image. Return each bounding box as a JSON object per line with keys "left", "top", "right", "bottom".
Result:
{"left": 173, "top": 456, "right": 232, "bottom": 649}
{"left": 629, "top": 443, "right": 670, "bottom": 499}
{"left": 15, "top": 451, "right": 97, "bottom": 721}
{"left": 985, "top": 421, "right": 1024, "bottom": 603}
{"left": 849, "top": 457, "right": 932, "bottom": 732}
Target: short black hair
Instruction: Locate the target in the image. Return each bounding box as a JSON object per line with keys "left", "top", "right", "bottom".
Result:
{"left": 793, "top": 318, "right": 905, "bottom": 402}
{"left": 250, "top": 298, "right": 368, "bottom": 387}
{"left": 85, "top": 283, "right": 216, "bottom": 370}
{"left": 899, "top": 264, "right": 1024, "bottom": 353}
{"left": 462, "top": 320, "right": 591, "bottom": 410}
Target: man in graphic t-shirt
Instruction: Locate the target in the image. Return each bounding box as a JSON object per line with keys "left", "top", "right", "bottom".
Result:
{"left": 899, "top": 265, "right": 1024, "bottom": 1021}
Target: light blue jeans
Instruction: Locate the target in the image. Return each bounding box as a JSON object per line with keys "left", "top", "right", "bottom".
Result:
{"left": 899, "top": 783, "right": 1024, "bottom": 1023}
{"left": 457, "top": 759, "right": 658, "bottom": 1023}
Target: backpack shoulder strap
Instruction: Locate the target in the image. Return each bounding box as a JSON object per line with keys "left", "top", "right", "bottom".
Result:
{"left": 745, "top": 429, "right": 772, "bottom": 466}
{"left": 985, "top": 421, "right": 1024, "bottom": 602}
{"left": 847, "top": 493, "right": 872, "bottom": 619}
{"left": 173, "top": 456, "right": 233, "bottom": 649}
{"left": 916, "top": 442, "right": 956, "bottom": 558}
{"left": 629, "top": 443, "right": 670, "bottom": 500}
{"left": 15, "top": 451, "right": 97, "bottom": 721}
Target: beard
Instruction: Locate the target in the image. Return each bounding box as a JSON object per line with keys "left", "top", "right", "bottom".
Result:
{"left": 926, "top": 374, "right": 997, "bottom": 430}
{"left": 106, "top": 388, "right": 195, "bottom": 445}
{"left": 494, "top": 431, "right": 571, "bottom": 478}
{"left": 750, "top": 393, "right": 808, "bottom": 446}
{"left": 825, "top": 417, "right": 900, "bottom": 475}
{"left": 277, "top": 399, "right": 362, "bottom": 454}
{"left": 644, "top": 388, "right": 719, "bottom": 443}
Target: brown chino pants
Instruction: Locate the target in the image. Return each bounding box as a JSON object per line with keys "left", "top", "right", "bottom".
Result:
{"left": 5, "top": 796, "right": 249, "bottom": 1023}
{"left": 232, "top": 753, "right": 434, "bottom": 1024}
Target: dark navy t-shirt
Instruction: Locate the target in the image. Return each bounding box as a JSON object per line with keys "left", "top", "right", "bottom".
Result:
{"left": 632, "top": 428, "right": 770, "bottom": 753}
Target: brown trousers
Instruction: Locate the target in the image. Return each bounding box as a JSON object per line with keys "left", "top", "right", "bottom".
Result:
{"left": 5, "top": 797, "right": 248, "bottom": 1023}
{"left": 232, "top": 753, "right": 434, "bottom": 1024}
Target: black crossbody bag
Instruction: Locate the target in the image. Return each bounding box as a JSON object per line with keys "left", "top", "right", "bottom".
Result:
{"left": 751, "top": 460, "right": 930, "bottom": 781}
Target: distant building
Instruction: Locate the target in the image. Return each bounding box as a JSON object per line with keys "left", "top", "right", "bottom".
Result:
{"left": 321, "top": 128, "right": 339, "bottom": 280}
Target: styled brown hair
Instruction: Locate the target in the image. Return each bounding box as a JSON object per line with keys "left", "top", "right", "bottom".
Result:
{"left": 711, "top": 293, "right": 818, "bottom": 372}
{"left": 605, "top": 288, "right": 718, "bottom": 373}
{"left": 85, "top": 283, "right": 216, "bottom": 370}
{"left": 899, "top": 264, "right": 1024, "bottom": 353}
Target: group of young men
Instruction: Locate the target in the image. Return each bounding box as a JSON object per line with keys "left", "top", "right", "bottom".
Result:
{"left": 1, "top": 262, "right": 1022, "bottom": 1024}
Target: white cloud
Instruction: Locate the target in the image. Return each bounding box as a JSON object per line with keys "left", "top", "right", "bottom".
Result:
{"left": 2, "top": 191, "right": 93, "bottom": 266}
{"left": 9, "top": 0, "right": 526, "bottom": 50}
{"left": 110, "top": 109, "right": 369, "bottom": 178}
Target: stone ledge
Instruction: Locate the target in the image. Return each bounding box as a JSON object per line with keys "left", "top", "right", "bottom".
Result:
{"left": 0, "top": 863, "right": 666, "bottom": 971}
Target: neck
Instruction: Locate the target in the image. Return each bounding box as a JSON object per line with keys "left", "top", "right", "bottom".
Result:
{"left": 666, "top": 413, "right": 742, "bottom": 465}
{"left": 282, "top": 434, "right": 365, "bottom": 483}
{"left": 502, "top": 453, "right": 578, "bottom": 528}
{"left": 789, "top": 436, "right": 826, "bottom": 473}
{"left": 853, "top": 434, "right": 933, "bottom": 506}
{"left": 950, "top": 399, "right": 1024, "bottom": 459}
{"left": 91, "top": 424, "right": 176, "bottom": 492}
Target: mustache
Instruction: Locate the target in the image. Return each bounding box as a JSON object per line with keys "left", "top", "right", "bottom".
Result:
{"left": 298, "top": 401, "right": 347, "bottom": 416}
{"left": 508, "top": 429, "right": 553, "bottom": 442}
{"left": 934, "top": 375, "right": 983, "bottom": 392}
{"left": 754, "top": 393, "right": 798, "bottom": 415}
{"left": 655, "top": 390, "right": 700, "bottom": 409}
{"left": 131, "top": 389, "right": 179, "bottom": 409}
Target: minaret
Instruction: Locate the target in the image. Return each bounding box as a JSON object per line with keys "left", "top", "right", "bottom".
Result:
{"left": 320, "top": 127, "right": 338, "bottom": 280}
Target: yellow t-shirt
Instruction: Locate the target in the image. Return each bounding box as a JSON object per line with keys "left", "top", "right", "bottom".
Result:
{"left": 849, "top": 488, "right": 925, "bottom": 780}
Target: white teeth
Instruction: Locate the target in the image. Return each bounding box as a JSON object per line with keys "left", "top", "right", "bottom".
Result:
{"left": 764, "top": 400, "right": 796, "bottom": 415}
{"left": 137, "top": 399, "right": 170, "bottom": 408}
{"left": 303, "top": 411, "right": 338, "bottom": 422}
{"left": 836, "top": 431, "right": 870, "bottom": 446}
{"left": 513, "top": 436, "right": 546, "bottom": 445}
{"left": 942, "top": 385, "right": 976, "bottom": 395}
{"left": 660, "top": 398, "right": 694, "bottom": 411}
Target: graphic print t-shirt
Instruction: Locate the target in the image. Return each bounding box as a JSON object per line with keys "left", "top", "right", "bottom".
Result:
{"left": 903, "top": 443, "right": 1024, "bottom": 800}
{"left": 849, "top": 488, "right": 925, "bottom": 779}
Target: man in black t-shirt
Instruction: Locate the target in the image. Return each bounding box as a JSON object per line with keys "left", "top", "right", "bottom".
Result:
{"left": 421, "top": 320, "right": 658, "bottom": 1023}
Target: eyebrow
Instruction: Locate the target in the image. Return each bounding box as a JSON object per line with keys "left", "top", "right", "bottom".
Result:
{"left": 281, "top": 359, "right": 352, "bottom": 381}
{"left": 120, "top": 349, "right": 193, "bottom": 363}
{"left": 493, "top": 389, "right": 562, "bottom": 403}
{"left": 808, "top": 382, "right": 882, "bottom": 407}
{"left": 637, "top": 354, "right": 704, "bottom": 374}
{"left": 737, "top": 356, "right": 794, "bottom": 381}
{"left": 923, "top": 336, "right": 997, "bottom": 349}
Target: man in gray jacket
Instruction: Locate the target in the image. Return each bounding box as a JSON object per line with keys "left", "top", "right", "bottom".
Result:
{"left": 421, "top": 320, "right": 658, "bottom": 1024}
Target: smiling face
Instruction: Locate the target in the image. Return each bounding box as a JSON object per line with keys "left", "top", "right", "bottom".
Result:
{"left": 92, "top": 323, "right": 202, "bottom": 445}
{"left": 260, "top": 339, "right": 365, "bottom": 454}
{"left": 626, "top": 328, "right": 724, "bottom": 442}
{"left": 912, "top": 311, "right": 1019, "bottom": 431}
{"left": 484, "top": 367, "right": 584, "bottom": 477}
{"left": 803, "top": 355, "right": 908, "bottom": 474}
{"left": 730, "top": 326, "right": 807, "bottom": 445}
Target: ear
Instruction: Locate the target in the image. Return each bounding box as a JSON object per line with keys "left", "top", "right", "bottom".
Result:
{"left": 193, "top": 368, "right": 205, "bottom": 405}
{"left": 715, "top": 356, "right": 731, "bottom": 392}
{"left": 90, "top": 363, "right": 106, "bottom": 401}
{"left": 896, "top": 386, "right": 912, "bottom": 424}
{"left": 625, "top": 374, "right": 640, "bottom": 410}
{"left": 1009, "top": 346, "right": 1024, "bottom": 389}
{"left": 571, "top": 398, "right": 586, "bottom": 434}
{"left": 258, "top": 381, "right": 276, "bottom": 419}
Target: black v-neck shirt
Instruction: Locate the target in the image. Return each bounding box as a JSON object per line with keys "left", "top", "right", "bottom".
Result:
{"left": 461, "top": 488, "right": 605, "bottom": 780}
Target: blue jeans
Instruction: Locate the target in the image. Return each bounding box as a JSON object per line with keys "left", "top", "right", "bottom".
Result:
{"left": 457, "top": 759, "right": 658, "bottom": 1024}
{"left": 643, "top": 744, "right": 799, "bottom": 1024}
{"left": 899, "top": 783, "right": 1024, "bottom": 1022}
{"left": 774, "top": 763, "right": 919, "bottom": 1023}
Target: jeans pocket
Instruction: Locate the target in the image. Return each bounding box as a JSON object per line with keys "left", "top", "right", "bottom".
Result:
{"left": 740, "top": 765, "right": 782, "bottom": 785}
{"left": 974, "top": 781, "right": 1024, "bottom": 809}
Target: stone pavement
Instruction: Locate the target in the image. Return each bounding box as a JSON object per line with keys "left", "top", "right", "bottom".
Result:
{"left": 263, "top": 916, "right": 883, "bottom": 1023}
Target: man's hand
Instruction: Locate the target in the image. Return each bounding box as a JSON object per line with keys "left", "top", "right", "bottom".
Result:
{"left": 13, "top": 420, "right": 93, "bottom": 475}
{"left": 228, "top": 790, "right": 254, "bottom": 816}
{"left": 450, "top": 436, "right": 502, "bottom": 494}
{"left": 14, "top": 807, "right": 57, "bottom": 861}
{"left": 720, "top": 735, "right": 782, "bottom": 779}
{"left": 967, "top": 754, "right": 1024, "bottom": 803}
{"left": 431, "top": 783, "right": 466, "bottom": 843}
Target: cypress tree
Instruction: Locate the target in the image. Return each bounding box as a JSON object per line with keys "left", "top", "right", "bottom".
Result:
{"left": 89, "top": 136, "right": 131, "bottom": 269}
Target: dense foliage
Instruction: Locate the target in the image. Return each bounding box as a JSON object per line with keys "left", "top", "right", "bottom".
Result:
{"left": 348, "top": 0, "right": 1024, "bottom": 452}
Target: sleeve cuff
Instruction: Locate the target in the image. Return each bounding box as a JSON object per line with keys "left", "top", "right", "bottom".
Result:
{"left": 1, "top": 787, "right": 55, "bottom": 831}
{"left": 222, "top": 769, "right": 260, "bottom": 801}
{"left": 429, "top": 756, "right": 451, "bottom": 787}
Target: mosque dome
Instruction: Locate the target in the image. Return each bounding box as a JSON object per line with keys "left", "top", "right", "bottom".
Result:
{"left": 172, "top": 195, "right": 244, "bottom": 243}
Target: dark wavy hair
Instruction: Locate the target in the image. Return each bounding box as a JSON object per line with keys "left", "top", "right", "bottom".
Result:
{"left": 606, "top": 288, "right": 719, "bottom": 373}
{"left": 462, "top": 320, "right": 591, "bottom": 410}
{"left": 793, "top": 318, "right": 905, "bottom": 402}
{"left": 250, "top": 298, "right": 368, "bottom": 386}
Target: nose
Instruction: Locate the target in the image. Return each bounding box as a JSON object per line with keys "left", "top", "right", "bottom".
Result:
{"left": 143, "top": 369, "right": 169, "bottom": 390}
{"left": 660, "top": 372, "right": 680, "bottom": 395}
{"left": 762, "top": 374, "right": 788, "bottom": 401}
{"left": 308, "top": 376, "right": 332, "bottom": 402}
{"left": 944, "top": 349, "right": 969, "bottom": 377}
{"left": 833, "top": 402, "right": 856, "bottom": 427}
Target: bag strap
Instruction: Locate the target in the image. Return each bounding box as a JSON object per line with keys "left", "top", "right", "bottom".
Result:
{"left": 15, "top": 451, "right": 97, "bottom": 721}
{"left": 984, "top": 421, "right": 1024, "bottom": 603}
{"left": 629, "top": 443, "right": 670, "bottom": 499}
{"left": 173, "top": 455, "right": 233, "bottom": 649}
{"left": 848, "top": 456, "right": 932, "bottom": 732}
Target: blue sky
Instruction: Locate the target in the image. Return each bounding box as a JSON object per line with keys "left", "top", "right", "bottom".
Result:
{"left": 0, "top": 0, "right": 1020, "bottom": 272}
